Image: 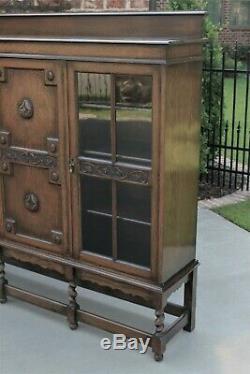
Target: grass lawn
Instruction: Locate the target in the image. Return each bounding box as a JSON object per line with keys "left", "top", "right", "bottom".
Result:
{"left": 224, "top": 76, "right": 250, "bottom": 162}
{"left": 213, "top": 199, "right": 250, "bottom": 232}
{"left": 224, "top": 77, "right": 249, "bottom": 127}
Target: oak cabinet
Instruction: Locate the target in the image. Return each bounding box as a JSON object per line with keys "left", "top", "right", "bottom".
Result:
{"left": 0, "top": 11, "right": 204, "bottom": 361}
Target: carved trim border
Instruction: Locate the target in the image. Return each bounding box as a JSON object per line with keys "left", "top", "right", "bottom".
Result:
{"left": 0, "top": 147, "right": 57, "bottom": 169}
{"left": 78, "top": 158, "right": 151, "bottom": 185}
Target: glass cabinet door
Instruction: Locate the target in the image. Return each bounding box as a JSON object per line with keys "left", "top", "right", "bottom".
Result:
{"left": 74, "top": 69, "right": 155, "bottom": 272}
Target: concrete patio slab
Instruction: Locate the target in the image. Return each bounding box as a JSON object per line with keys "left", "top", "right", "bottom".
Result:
{"left": 1, "top": 208, "right": 250, "bottom": 374}
{"left": 199, "top": 189, "right": 250, "bottom": 209}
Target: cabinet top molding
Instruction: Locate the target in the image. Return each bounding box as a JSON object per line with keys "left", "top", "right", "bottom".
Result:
{"left": 0, "top": 11, "right": 206, "bottom": 17}
{"left": 0, "top": 12, "right": 205, "bottom": 44}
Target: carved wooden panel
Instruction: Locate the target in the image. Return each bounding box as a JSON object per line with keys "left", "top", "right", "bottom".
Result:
{"left": 0, "top": 67, "right": 58, "bottom": 150}
{"left": 0, "top": 147, "right": 57, "bottom": 169}
{"left": 78, "top": 158, "right": 151, "bottom": 186}
{"left": 4, "top": 164, "right": 63, "bottom": 244}
{"left": 0, "top": 62, "right": 66, "bottom": 253}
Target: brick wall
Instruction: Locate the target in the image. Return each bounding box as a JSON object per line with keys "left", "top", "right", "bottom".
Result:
{"left": 0, "top": 0, "right": 149, "bottom": 12}
{"left": 219, "top": 0, "right": 250, "bottom": 46}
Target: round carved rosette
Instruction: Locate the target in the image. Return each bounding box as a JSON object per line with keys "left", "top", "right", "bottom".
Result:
{"left": 17, "top": 98, "right": 34, "bottom": 120}
{"left": 24, "top": 192, "right": 40, "bottom": 212}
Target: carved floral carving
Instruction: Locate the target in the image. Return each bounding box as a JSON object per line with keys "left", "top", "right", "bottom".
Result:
{"left": 0, "top": 147, "right": 57, "bottom": 169}
{"left": 17, "top": 98, "right": 34, "bottom": 119}
{"left": 78, "top": 160, "right": 151, "bottom": 185}
{"left": 24, "top": 192, "right": 40, "bottom": 212}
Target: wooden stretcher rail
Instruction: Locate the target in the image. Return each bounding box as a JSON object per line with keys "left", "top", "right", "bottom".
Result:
{"left": 5, "top": 283, "right": 188, "bottom": 349}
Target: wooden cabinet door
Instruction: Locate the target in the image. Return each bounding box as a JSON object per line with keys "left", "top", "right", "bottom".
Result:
{"left": 0, "top": 59, "right": 70, "bottom": 255}
{"left": 68, "top": 62, "right": 160, "bottom": 279}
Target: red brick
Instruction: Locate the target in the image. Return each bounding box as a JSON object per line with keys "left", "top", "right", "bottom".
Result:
{"left": 106, "top": 0, "right": 126, "bottom": 9}
{"left": 37, "top": 0, "right": 71, "bottom": 10}
{"left": 0, "top": 0, "right": 11, "bottom": 8}
{"left": 219, "top": 0, "right": 250, "bottom": 46}
{"left": 130, "top": 0, "right": 148, "bottom": 8}
{"left": 68, "top": 0, "right": 82, "bottom": 9}
{"left": 84, "top": 0, "right": 103, "bottom": 9}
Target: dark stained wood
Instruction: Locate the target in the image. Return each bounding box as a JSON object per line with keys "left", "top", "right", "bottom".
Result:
{"left": 159, "top": 61, "right": 203, "bottom": 282}
{"left": 184, "top": 265, "right": 198, "bottom": 332}
{"left": 0, "top": 59, "right": 70, "bottom": 255}
{"left": 0, "top": 12, "right": 204, "bottom": 40}
{"left": 152, "top": 311, "right": 189, "bottom": 361}
{"left": 4, "top": 271, "right": 192, "bottom": 361}
{"left": 78, "top": 309, "right": 152, "bottom": 342}
{"left": 0, "top": 45, "right": 204, "bottom": 67}
{"left": 6, "top": 284, "right": 67, "bottom": 314}
{"left": 152, "top": 308, "right": 166, "bottom": 361}
{"left": 165, "top": 302, "right": 186, "bottom": 318}
{"left": 77, "top": 158, "right": 152, "bottom": 186}
{"left": 67, "top": 270, "right": 79, "bottom": 330}
{"left": 0, "top": 12, "right": 204, "bottom": 362}
{"left": 5, "top": 248, "right": 68, "bottom": 278}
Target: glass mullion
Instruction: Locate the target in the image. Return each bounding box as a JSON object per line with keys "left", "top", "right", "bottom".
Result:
{"left": 111, "top": 74, "right": 118, "bottom": 260}
{"left": 112, "top": 180, "right": 117, "bottom": 260}
{"left": 111, "top": 74, "right": 117, "bottom": 163}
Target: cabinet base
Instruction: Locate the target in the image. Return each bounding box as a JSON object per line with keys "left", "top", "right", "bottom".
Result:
{"left": 1, "top": 255, "right": 198, "bottom": 362}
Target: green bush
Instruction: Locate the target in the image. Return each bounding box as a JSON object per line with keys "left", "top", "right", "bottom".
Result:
{"left": 223, "top": 44, "right": 248, "bottom": 71}
{"left": 165, "top": 0, "right": 224, "bottom": 174}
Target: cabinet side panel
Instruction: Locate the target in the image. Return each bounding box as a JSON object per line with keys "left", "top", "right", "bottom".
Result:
{"left": 160, "top": 62, "right": 202, "bottom": 282}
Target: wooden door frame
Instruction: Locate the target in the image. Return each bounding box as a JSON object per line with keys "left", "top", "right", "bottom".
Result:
{"left": 67, "top": 61, "right": 161, "bottom": 281}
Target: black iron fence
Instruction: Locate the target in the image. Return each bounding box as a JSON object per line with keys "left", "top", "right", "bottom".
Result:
{"left": 203, "top": 43, "right": 250, "bottom": 191}
{"left": 149, "top": 2, "right": 250, "bottom": 191}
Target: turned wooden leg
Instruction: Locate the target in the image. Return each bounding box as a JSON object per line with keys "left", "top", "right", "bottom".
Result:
{"left": 184, "top": 266, "right": 197, "bottom": 332}
{"left": 152, "top": 308, "right": 166, "bottom": 362}
{"left": 0, "top": 249, "right": 7, "bottom": 304}
{"left": 67, "top": 274, "right": 79, "bottom": 330}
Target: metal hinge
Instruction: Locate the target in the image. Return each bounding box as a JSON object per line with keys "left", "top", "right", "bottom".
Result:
{"left": 69, "top": 158, "right": 76, "bottom": 174}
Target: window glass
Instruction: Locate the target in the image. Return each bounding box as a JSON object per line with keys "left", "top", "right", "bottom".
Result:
{"left": 230, "top": 1, "right": 250, "bottom": 27}
{"left": 78, "top": 73, "right": 111, "bottom": 160}
{"left": 115, "top": 75, "right": 152, "bottom": 165}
